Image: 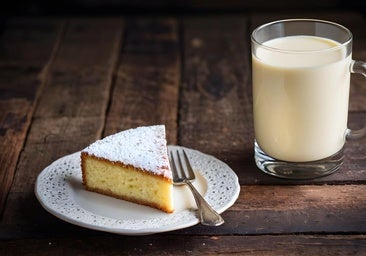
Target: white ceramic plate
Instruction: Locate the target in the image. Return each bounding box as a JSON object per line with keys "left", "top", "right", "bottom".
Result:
{"left": 35, "top": 145, "right": 240, "bottom": 235}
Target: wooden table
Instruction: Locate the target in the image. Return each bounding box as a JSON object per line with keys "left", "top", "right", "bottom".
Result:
{"left": 1, "top": 11, "right": 365, "bottom": 255}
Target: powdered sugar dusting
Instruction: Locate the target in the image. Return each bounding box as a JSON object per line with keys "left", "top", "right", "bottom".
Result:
{"left": 82, "top": 125, "right": 172, "bottom": 180}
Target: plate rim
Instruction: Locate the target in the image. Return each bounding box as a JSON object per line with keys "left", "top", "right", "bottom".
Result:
{"left": 35, "top": 145, "right": 240, "bottom": 235}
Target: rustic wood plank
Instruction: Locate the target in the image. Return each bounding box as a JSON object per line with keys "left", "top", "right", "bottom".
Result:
{"left": 180, "top": 16, "right": 252, "bottom": 165}
{"left": 51, "top": 18, "right": 124, "bottom": 69}
{"left": 0, "top": 18, "right": 123, "bottom": 235}
{"left": 0, "top": 71, "right": 40, "bottom": 217}
{"left": 0, "top": 19, "right": 63, "bottom": 216}
{"left": 9, "top": 17, "right": 123, "bottom": 193}
{"left": 35, "top": 68, "right": 114, "bottom": 118}
{"left": 35, "top": 18, "right": 124, "bottom": 118}
{"left": 3, "top": 184, "right": 363, "bottom": 238}
{"left": 0, "top": 18, "right": 63, "bottom": 67}
{"left": 103, "top": 18, "right": 180, "bottom": 144}
{"left": 171, "top": 185, "right": 366, "bottom": 236}
{"left": 0, "top": 234, "right": 365, "bottom": 255}
{"left": 5, "top": 0, "right": 362, "bottom": 15}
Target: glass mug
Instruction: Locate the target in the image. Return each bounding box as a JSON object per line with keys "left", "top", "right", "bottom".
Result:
{"left": 251, "top": 19, "right": 366, "bottom": 179}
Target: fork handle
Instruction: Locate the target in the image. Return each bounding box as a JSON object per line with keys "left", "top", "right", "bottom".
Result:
{"left": 186, "top": 181, "right": 225, "bottom": 226}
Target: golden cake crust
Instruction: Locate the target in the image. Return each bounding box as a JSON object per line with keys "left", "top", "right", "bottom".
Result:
{"left": 81, "top": 152, "right": 174, "bottom": 213}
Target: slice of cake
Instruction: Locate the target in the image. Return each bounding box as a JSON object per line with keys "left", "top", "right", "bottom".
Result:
{"left": 80, "top": 125, "right": 174, "bottom": 213}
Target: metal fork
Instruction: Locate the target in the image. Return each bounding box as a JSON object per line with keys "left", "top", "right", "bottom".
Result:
{"left": 169, "top": 148, "right": 224, "bottom": 226}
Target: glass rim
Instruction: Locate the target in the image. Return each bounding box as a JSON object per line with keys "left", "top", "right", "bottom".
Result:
{"left": 251, "top": 19, "right": 353, "bottom": 54}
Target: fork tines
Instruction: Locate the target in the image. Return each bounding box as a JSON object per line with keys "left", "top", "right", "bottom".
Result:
{"left": 169, "top": 148, "right": 195, "bottom": 183}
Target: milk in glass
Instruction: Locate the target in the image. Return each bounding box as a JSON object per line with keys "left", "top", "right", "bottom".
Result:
{"left": 252, "top": 36, "right": 351, "bottom": 162}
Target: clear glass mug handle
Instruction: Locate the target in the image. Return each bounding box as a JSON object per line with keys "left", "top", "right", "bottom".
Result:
{"left": 346, "top": 60, "right": 366, "bottom": 140}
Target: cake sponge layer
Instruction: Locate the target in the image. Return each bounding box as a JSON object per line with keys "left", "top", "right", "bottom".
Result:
{"left": 81, "top": 153, "right": 174, "bottom": 213}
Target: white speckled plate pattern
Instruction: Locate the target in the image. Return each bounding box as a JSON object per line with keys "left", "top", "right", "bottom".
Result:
{"left": 35, "top": 145, "right": 240, "bottom": 235}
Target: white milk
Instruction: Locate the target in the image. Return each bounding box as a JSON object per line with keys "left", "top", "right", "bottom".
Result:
{"left": 253, "top": 35, "right": 351, "bottom": 162}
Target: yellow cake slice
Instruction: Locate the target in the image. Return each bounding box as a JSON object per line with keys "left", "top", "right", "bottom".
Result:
{"left": 80, "top": 125, "right": 174, "bottom": 213}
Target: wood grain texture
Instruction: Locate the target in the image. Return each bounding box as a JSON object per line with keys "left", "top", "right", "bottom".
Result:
{"left": 0, "top": 235, "right": 365, "bottom": 255}
{"left": 0, "top": 18, "right": 123, "bottom": 228}
{"left": 51, "top": 18, "right": 123, "bottom": 69}
{"left": 104, "top": 18, "right": 180, "bottom": 144}
{"left": 181, "top": 185, "right": 366, "bottom": 235}
{"left": 180, "top": 16, "right": 252, "bottom": 166}
{"left": 1, "top": 184, "right": 365, "bottom": 238}
{"left": 0, "top": 19, "right": 63, "bottom": 216}
{"left": 0, "top": 18, "right": 62, "bottom": 67}
{"left": 0, "top": 70, "right": 40, "bottom": 215}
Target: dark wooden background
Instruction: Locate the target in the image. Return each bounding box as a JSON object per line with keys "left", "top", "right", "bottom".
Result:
{"left": 0, "top": 1, "right": 365, "bottom": 255}
{"left": 1, "top": 0, "right": 366, "bottom": 16}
